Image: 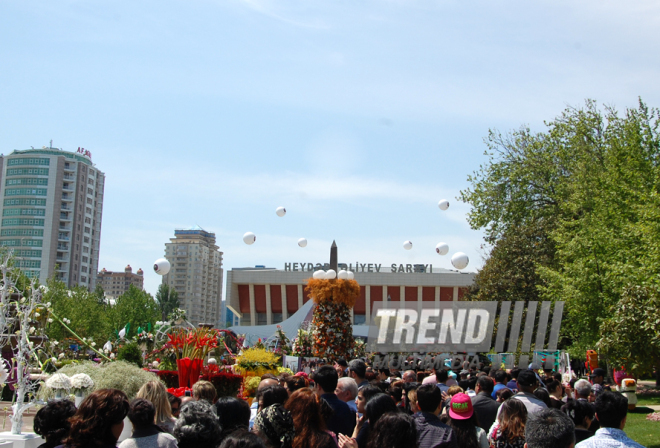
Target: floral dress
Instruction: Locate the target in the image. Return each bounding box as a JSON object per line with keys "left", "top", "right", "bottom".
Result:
{"left": 489, "top": 426, "right": 525, "bottom": 448}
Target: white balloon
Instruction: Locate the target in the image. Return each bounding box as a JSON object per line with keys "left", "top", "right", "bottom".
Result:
{"left": 276, "top": 206, "right": 286, "bottom": 217}
{"left": 451, "top": 252, "right": 469, "bottom": 270}
{"left": 337, "top": 270, "right": 348, "bottom": 280}
{"left": 103, "top": 341, "right": 112, "bottom": 352}
{"left": 312, "top": 270, "right": 325, "bottom": 280}
{"left": 403, "top": 240, "right": 413, "bottom": 250}
{"left": 347, "top": 271, "right": 355, "bottom": 280}
{"left": 326, "top": 269, "right": 337, "bottom": 279}
{"left": 438, "top": 199, "right": 450, "bottom": 210}
{"left": 435, "top": 242, "right": 449, "bottom": 255}
{"left": 153, "top": 258, "right": 171, "bottom": 275}
{"left": 243, "top": 232, "right": 256, "bottom": 245}
{"left": 298, "top": 238, "right": 308, "bottom": 248}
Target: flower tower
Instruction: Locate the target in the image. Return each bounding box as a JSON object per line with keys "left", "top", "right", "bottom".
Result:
{"left": 306, "top": 241, "right": 360, "bottom": 362}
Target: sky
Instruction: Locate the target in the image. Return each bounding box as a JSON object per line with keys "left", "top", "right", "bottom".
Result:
{"left": 2, "top": 1, "right": 660, "bottom": 296}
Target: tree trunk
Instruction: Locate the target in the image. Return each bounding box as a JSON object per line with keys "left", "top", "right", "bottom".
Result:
{"left": 656, "top": 357, "right": 660, "bottom": 388}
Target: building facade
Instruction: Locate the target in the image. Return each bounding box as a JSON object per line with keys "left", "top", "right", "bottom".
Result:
{"left": 162, "top": 227, "right": 223, "bottom": 326}
{"left": 97, "top": 265, "right": 144, "bottom": 301}
{"left": 226, "top": 264, "right": 475, "bottom": 326}
{"left": 0, "top": 147, "right": 104, "bottom": 288}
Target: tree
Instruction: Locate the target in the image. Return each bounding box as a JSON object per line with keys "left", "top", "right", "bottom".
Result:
{"left": 156, "top": 284, "right": 179, "bottom": 320}
{"left": 109, "top": 285, "right": 160, "bottom": 338}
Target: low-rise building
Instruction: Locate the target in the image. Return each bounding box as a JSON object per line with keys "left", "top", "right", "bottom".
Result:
{"left": 97, "top": 265, "right": 144, "bottom": 300}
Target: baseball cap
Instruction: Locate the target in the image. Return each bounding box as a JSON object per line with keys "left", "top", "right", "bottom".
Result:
{"left": 589, "top": 368, "right": 606, "bottom": 377}
{"left": 448, "top": 393, "right": 474, "bottom": 420}
{"left": 517, "top": 370, "right": 538, "bottom": 387}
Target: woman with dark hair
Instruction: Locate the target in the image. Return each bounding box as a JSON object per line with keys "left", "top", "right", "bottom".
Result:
{"left": 63, "top": 389, "right": 130, "bottom": 448}
{"left": 33, "top": 399, "right": 77, "bottom": 448}
{"left": 219, "top": 428, "right": 267, "bottom": 448}
{"left": 532, "top": 388, "right": 552, "bottom": 408}
{"left": 366, "top": 412, "right": 417, "bottom": 448}
{"left": 444, "top": 393, "right": 488, "bottom": 448}
{"left": 215, "top": 396, "right": 252, "bottom": 438}
{"left": 545, "top": 380, "right": 564, "bottom": 409}
{"left": 561, "top": 399, "right": 594, "bottom": 443}
{"left": 256, "top": 385, "right": 289, "bottom": 414}
{"left": 345, "top": 393, "right": 398, "bottom": 448}
{"left": 284, "top": 388, "right": 336, "bottom": 448}
{"left": 173, "top": 400, "right": 222, "bottom": 448}
{"left": 167, "top": 394, "right": 182, "bottom": 419}
{"left": 118, "top": 399, "right": 177, "bottom": 448}
{"left": 283, "top": 376, "right": 307, "bottom": 396}
{"left": 495, "top": 388, "right": 513, "bottom": 403}
{"left": 488, "top": 399, "right": 527, "bottom": 448}
{"left": 252, "top": 404, "right": 295, "bottom": 448}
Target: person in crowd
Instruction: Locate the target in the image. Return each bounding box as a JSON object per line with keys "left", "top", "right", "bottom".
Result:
{"left": 588, "top": 368, "right": 607, "bottom": 387}
{"left": 412, "top": 384, "right": 456, "bottom": 448}
{"left": 545, "top": 380, "right": 565, "bottom": 409}
{"left": 575, "top": 391, "right": 645, "bottom": 448}
{"left": 119, "top": 399, "right": 177, "bottom": 448}
{"left": 336, "top": 377, "right": 359, "bottom": 413}
{"left": 257, "top": 385, "right": 289, "bottom": 414}
{"left": 167, "top": 394, "right": 182, "bottom": 419}
{"left": 136, "top": 381, "right": 176, "bottom": 433}
{"left": 533, "top": 388, "right": 552, "bottom": 408}
{"left": 458, "top": 370, "right": 471, "bottom": 391}
{"left": 283, "top": 375, "right": 308, "bottom": 396}
{"left": 173, "top": 400, "right": 222, "bottom": 448}
{"left": 440, "top": 386, "right": 464, "bottom": 418}
{"left": 192, "top": 380, "right": 217, "bottom": 404}
{"left": 348, "top": 360, "right": 369, "bottom": 390}
{"left": 525, "top": 409, "right": 575, "bottom": 448}
{"left": 422, "top": 366, "right": 439, "bottom": 386}
{"left": 335, "top": 359, "right": 349, "bottom": 376}
{"left": 444, "top": 393, "right": 488, "bottom": 448}
{"left": 471, "top": 376, "right": 500, "bottom": 433}
{"left": 496, "top": 389, "right": 513, "bottom": 403}
{"left": 215, "top": 396, "right": 252, "bottom": 439}
{"left": 63, "top": 389, "right": 130, "bottom": 448}
{"left": 408, "top": 388, "right": 420, "bottom": 414}
{"left": 504, "top": 370, "right": 547, "bottom": 415}
{"left": 284, "top": 388, "right": 337, "bottom": 448}
{"left": 506, "top": 369, "right": 520, "bottom": 392}
{"left": 33, "top": 399, "right": 77, "bottom": 448}
{"left": 354, "top": 393, "right": 398, "bottom": 448}
{"left": 492, "top": 371, "right": 508, "bottom": 400}
{"left": 561, "top": 399, "right": 595, "bottom": 444}
{"left": 219, "top": 428, "right": 267, "bottom": 448}
{"left": 253, "top": 404, "right": 295, "bottom": 448}
{"left": 251, "top": 377, "right": 281, "bottom": 426}
{"left": 403, "top": 370, "right": 417, "bottom": 383}
{"left": 489, "top": 397, "right": 527, "bottom": 448}
{"left": 313, "top": 365, "right": 355, "bottom": 436}
{"left": 573, "top": 380, "right": 593, "bottom": 402}
{"left": 436, "top": 369, "right": 450, "bottom": 395}
{"left": 366, "top": 412, "right": 418, "bottom": 448}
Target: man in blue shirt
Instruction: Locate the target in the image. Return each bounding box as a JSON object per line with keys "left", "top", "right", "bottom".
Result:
{"left": 491, "top": 370, "right": 509, "bottom": 399}
{"left": 335, "top": 377, "right": 359, "bottom": 413}
{"left": 436, "top": 368, "right": 450, "bottom": 394}
{"left": 576, "top": 391, "right": 646, "bottom": 448}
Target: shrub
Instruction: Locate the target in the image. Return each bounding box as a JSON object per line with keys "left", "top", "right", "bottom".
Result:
{"left": 117, "top": 342, "right": 143, "bottom": 367}
{"left": 156, "top": 370, "right": 179, "bottom": 388}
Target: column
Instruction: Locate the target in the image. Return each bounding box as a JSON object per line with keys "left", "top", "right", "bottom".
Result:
{"left": 453, "top": 286, "right": 459, "bottom": 301}
{"left": 281, "top": 284, "right": 288, "bottom": 320}
{"left": 265, "top": 284, "right": 272, "bottom": 325}
{"left": 435, "top": 286, "right": 440, "bottom": 302}
{"left": 365, "top": 285, "right": 371, "bottom": 325}
{"left": 400, "top": 285, "right": 405, "bottom": 308}
{"left": 297, "top": 284, "right": 304, "bottom": 310}
{"left": 417, "top": 286, "right": 423, "bottom": 314}
{"left": 249, "top": 284, "right": 256, "bottom": 326}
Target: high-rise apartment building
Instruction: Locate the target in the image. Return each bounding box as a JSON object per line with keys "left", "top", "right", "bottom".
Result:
{"left": 97, "top": 265, "right": 144, "bottom": 301}
{"left": 162, "top": 227, "right": 223, "bottom": 326}
{"left": 0, "top": 147, "right": 105, "bottom": 289}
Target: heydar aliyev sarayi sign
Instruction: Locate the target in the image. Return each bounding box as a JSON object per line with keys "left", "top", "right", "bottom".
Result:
{"left": 284, "top": 262, "right": 436, "bottom": 273}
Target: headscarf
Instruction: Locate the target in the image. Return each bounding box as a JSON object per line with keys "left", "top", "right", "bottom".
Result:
{"left": 253, "top": 404, "right": 295, "bottom": 448}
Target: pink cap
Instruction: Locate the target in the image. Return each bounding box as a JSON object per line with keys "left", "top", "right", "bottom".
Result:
{"left": 448, "top": 393, "right": 473, "bottom": 420}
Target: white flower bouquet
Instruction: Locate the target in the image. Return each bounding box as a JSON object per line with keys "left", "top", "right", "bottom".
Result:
{"left": 45, "top": 373, "right": 72, "bottom": 399}
{"left": 70, "top": 373, "right": 94, "bottom": 391}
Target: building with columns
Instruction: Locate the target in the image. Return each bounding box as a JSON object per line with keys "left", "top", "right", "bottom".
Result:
{"left": 225, "top": 265, "right": 475, "bottom": 327}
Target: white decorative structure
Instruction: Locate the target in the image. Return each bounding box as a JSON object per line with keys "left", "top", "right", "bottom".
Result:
{"left": 435, "top": 242, "right": 449, "bottom": 255}
{"left": 153, "top": 258, "right": 171, "bottom": 275}
{"left": 312, "top": 270, "right": 325, "bottom": 280}
{"left": 70, "top": 373, "right": 94, "bottom": 406}
{"left": 45, "top": 373, "right": 72, "bottom": 399}
{"left": 243, "top": 232, "right": 257, "bottom": 245}
{"left": 337, "top": 270, "right": 348, "bottom": 280}
{"left": 326, "top": 269, "right": 337, "bottom": 279}
{"left": 276, "top": 207, "right": 287, "bottom": 217}
{"left": 451, "top": 252, "right": 469, "bottom": 270}
{"left": 346, "top": 271, "right": 355, "bottom": 280}
{"left": 403, "top": 241, "right": 413, "bottom": 250}
{"left": 438, "top": 199, "right": 449, "bottom": 210}
{"left": 297, "top": 238, "right": 307, "bottom": 248}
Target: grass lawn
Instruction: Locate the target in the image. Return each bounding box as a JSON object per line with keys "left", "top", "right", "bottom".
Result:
{"left": 625, "top": 406, "right": 660, "bottom": 448}
{"left": 638, "top": 395, "right": 660, "bottom": 406}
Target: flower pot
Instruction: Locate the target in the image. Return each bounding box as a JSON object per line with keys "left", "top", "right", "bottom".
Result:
{"left": 75, "top": 391, "right": 84, "bottom": 407}
{"left": 177, "top": 358, "right": 192, "bottom": 388}
{"left": 189, "top": 358, "right": 203, "bottom": 387}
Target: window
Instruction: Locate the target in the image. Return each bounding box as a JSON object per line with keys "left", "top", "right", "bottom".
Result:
{"left": 86, "top": 198, "right": 92, "bottom": 204}
{"left": 87, "top": 188, "right": 93, "bottom": 195}
{"left": 84, "top": 237, "right": 89, "bottom": 243}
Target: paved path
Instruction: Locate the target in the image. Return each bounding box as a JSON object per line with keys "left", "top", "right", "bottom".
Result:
{"left": 0, "top": 402, "right": 37, "bottom": 433}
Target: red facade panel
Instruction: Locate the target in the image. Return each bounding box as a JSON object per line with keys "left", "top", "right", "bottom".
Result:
{"left": 254, "top": 285, "right": 267, "bottom": 313}
{"left": 370, "top": 286, "right": 383, "bottom": 308}
{"left": 405, "top": 286, "right": 417, "bottom": 302}
{"left": 303, "top": 285, "right": 311, "bottom": 304}
{"left": 440, "top": 287, "right": 453, "bottom": 302}
{"left": 286, "top": 285, "right": 298, "bottom": 314}
{"left": 387, "top": 286, "right": 400, "bottom": 302}
{"left": 458, "top": 287, "right": 467, "bottom": 300}
{"left": 238, "top": 285, "right": 250, "bottom": 313}
{"left": 354, "top": 286, "right": 366, "bottom": 314}
{"left": 422, "top": 287, "right": 435, "bottom": 302}
{"left": 270, "top": 285, "right": 282, "bottom": 313}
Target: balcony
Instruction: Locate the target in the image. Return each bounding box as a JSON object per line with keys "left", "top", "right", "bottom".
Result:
{"left": 61, "top": 206, "right": 72, "bottom": 211}
{"left": 62, "top": 184, "right": 73, "bottom": 191}
{"left": 59, "top": 226, "right": 71, "bottom": 231}
{"left": 57, "top": 244, "right": 69, "bottom": 251}
{"left": 61, "top": 193, "right": 73, "bottom": 202}
{"left": 63, "top": 174, "right": 75, "bottom": 181}
{"left": 60, "top": 214, "right": 72, "bottom": 221}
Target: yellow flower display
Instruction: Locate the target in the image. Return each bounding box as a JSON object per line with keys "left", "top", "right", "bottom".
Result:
{"left": 234, "top": 347, "right": 280, "bottom": 377}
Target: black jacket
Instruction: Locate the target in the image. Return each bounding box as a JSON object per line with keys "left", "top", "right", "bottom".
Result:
{"left": 413, "top": 412, "right": 457, "bottom": 448}
{"left": 471, "top": 391, "right": 501, "bottom": 431}
{"left": 321, "top": 393, "right": 356, "bottom": 437}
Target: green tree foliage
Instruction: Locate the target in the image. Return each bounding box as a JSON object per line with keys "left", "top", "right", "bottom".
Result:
{"left": 155, "top": 284, "right": 179, "bottom": 320}
{"left": 109, "top": 285, "right": 160, "bottom": 338}
{"left": 44, "top": 279, "right": 112, "bottom": 343}
{"left": 117, "top": 342, "right": 144, "bottom": 368}
{"left": 461, "top": 99, "right": 660, "bottom": 365}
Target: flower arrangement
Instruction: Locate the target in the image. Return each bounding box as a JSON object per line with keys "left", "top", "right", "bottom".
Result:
{"left": 292, "top": 328, "right": 314, "bottom": 357}
{"left": 70, "top": 373, "right": 94, "bottom": 392}
{"left": 272, "top": 326, "right": 292, "bottom": 356}
{"left": 167, "top": 387, "right": 191, "bottom": 398}
{"left": 242, "top": 376, "right": 261, "bottom": 398}
{"left": 167, "top": 328, "right": 219, "bottom": 388}
{"left": 234, "top": 347, "right": 280, "bottom": 377}
{"left": 45, "top": 373, "right": 71, "bottom": 391}
{"left": 200, "top": 371, "right": 244, "bottom": 398}
{"left": 353, "top": 338, "right": 367, "bottom": 359}
{"left": 167, "top": 308, "right": 187, "bottom": 324}
{"left": 277, "top": 366, "right": 294, "bottom": 376}
{"left": 155, "top": 370, "right": 179, "bottom": 388}
{"left": 647, "top": 412, "right": 660, "bottom": 422}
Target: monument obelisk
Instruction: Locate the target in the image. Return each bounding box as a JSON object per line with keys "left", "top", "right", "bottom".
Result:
{"left": 330, "top": 240, "right": 338, "bottom": 272}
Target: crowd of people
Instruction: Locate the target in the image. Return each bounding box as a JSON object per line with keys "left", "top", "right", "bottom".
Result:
{"left": 31, "top": 360, "right": 646, "bottom": 448}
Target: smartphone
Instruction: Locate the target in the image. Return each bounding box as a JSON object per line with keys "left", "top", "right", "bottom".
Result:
{"left": 184, "top": 390, "right": 191, "bottom": 397}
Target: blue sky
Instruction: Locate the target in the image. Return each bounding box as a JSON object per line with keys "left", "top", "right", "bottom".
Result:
{"left": 2, "top": 1, "right": 659, "bottom": 295}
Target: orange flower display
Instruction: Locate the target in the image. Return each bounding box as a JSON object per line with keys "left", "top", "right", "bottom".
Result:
{"left": 306, "top": 278, "right": 360, "bottom": 361}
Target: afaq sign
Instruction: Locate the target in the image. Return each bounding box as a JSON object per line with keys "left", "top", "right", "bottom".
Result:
{"left": 368, "top": 301, "right": 564, "bottom": 370}
{"left": 77, "top": 147, "right": 92, "bottom": 160}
